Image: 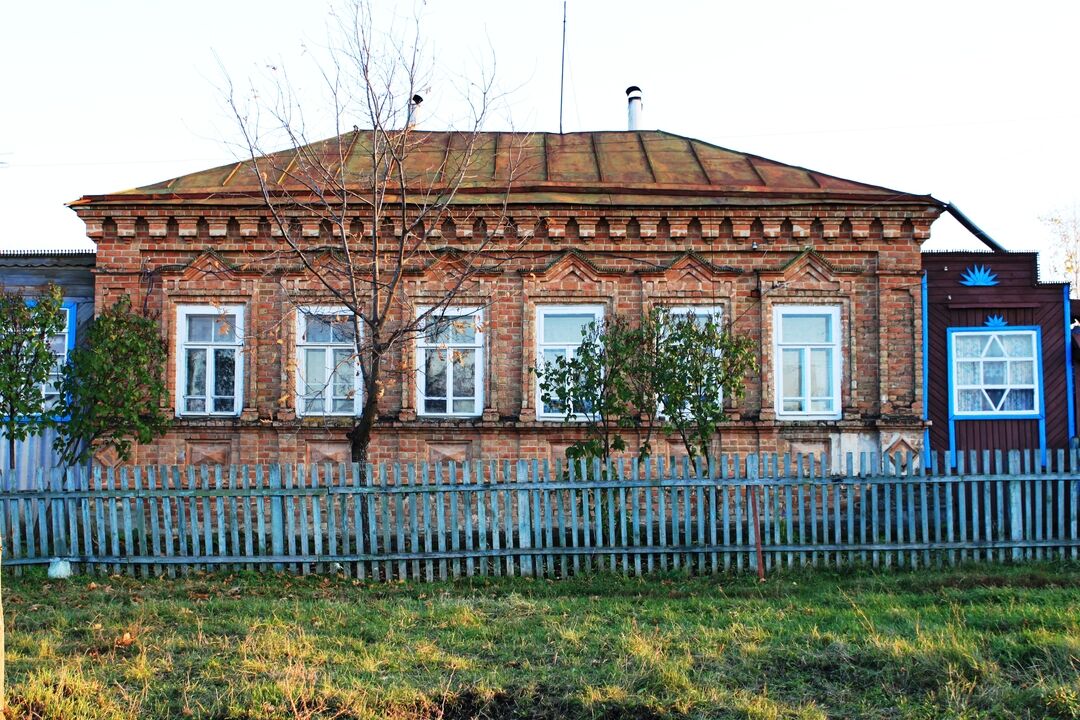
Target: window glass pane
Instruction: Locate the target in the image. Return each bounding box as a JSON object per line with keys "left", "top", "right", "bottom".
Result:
{"left": 425, "top": 398, "right": 448, "bottom": 413}
{"left": 543, "top": 348, "right": 566, "bottom": 367}
{"left": 1009, "top": 360, "right": 1034, "bottom": 384}
{"left": 332, "top": 349, "right": 354, "bottom": 398}
{"left": 186, "top": 349, "right": 206, "bottom": 397}
{"left": 983, "top": 361, "right": 1006, "bottom": 385}
{"left": 954, "top": 335, "right": 982, "bottom": 358}
{"left": 984, "top": 337, "right": 1005, "bottom": 358}
{"left": 49, "top": 334, "right": 67, "bottom": 357}
{"left": 186, "top": 398, "right": 206, "bottom": 413}
{"left": 450, "top": 316, "right": 477, "bottom": 344}
{"left": 425, "top": 319, "right": 450, "bottom": 345}
{"left": 306, "top": 396, "right": 325, "bottom": 413}
{"left": 957, "top": 389, "right": 985, "bottom": 412}
{"left": 671, "top": 309, "right": 716, "bottom": 327}
{"left": 452, "top": 349, "right": 476, "bottom": 398}
{"left": 453, "top": 399, "right": 475, "bottom": 414}
{"left": 783, "top": 399, "right": 803, "bottom": 412}
{"left": 188, "top": 316, "right": 212, "bottom": 342}
{"left": 213, "top": 349, "right": 235, "bottom": 398}
{"left": 332, "top": 398, "right": 352, "bottom": 413}
{"left": 1003, "top": 389, "right": 1034, "bottom": 411}
{"left": 1002, "top": 334, "right": 1033, "bottom": 358}
{"left": 305, "top": 316, "right": 332, "bottom": 343}
{"left": 331, "top": 318, "right": 355, "bottom": 343}
{"left": 542, "top": 313, "right": 594, "bottom": 343}
{"left": 811, "top": 399, "right": 833, "bottom": 412}
{"left": 424, "top": 350, "right": 447, "bottom": 400}
{"left": 213, "top": 315, "right": 236, "bottom": 342}
{"left": 985, "top": 388, "right": 1006, "bottom": 409}
{"left": 213, "top": 397, "right": 234, "bottom": 413}
{"left": 781, "top": 314, "right": 830, "bottom": 344}
{"left": 782, "top": 348, "right": 803, "bottom": 399}
{"left": 809, "top": 348, "right": 832, "bottom": 397}
{"left": 304, "top": 348, "right": 326, "bottom": 396}
{"left": 956, "top": 361, "right": 979, "bottom": 384}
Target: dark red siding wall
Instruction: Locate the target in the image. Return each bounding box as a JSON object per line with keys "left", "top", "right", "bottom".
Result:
{"left": 924, "top": 252, "right": 1071, "bottom": 455}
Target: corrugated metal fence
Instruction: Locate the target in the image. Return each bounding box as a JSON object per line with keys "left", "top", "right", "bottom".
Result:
{"left": 1, "top": 449, "right": 1078, "bottom": 579}
{"left": 0, "top": 429, "right": 66, "bottom": 490}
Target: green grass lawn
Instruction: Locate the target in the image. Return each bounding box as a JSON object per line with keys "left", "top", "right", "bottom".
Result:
{"left": 2, "top": 564, "right": 1079, "bottom": 719}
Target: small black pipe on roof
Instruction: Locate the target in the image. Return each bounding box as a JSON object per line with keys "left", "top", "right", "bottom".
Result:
{"left": 943, "top": 203, "right": 1007, "bottom": 254}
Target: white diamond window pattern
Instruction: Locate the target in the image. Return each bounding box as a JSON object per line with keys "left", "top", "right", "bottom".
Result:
{"left": 952, "top": 330, "right": 1038, "bottom": 415}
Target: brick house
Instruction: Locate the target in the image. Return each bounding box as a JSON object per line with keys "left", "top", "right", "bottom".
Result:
{"left": 69, "top": 130, "right": 944, "bottom": 467}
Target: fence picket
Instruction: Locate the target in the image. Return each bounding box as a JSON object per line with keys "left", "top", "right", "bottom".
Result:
{"left": 464, "top": 462, "right": 476, "bottom": 578}
{"left": 395, "top": 463, "right": 407, "bottom": 580}
{"left": 283, "top": 464, "right": 297, "bottom": 574}
{"left": 200, "top": 466, "right": 213, "bottom": 570}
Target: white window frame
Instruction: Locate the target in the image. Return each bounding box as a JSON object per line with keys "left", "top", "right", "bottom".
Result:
{"left": 773, "top": 305, "right": 842, "bottom": 420}
{"left": 176, "top": 304, "right": 245, "bottom": 417}
{"left": 41, "top": 304, "right": 73, "bottom": 409}
{"left": 949, "top": 328, "right": 1041, "bottom": 418}
{"left": 415, "top": 306, "right": 485, "bottom": 418}
{"left": 295, "top": 306, "right": 362, "bottom": 417}
{"left": 535, "top": 304, "right": 605, "bottom": 421}
{"left": 659, "top": 305, "right": 725, "bottom": 418}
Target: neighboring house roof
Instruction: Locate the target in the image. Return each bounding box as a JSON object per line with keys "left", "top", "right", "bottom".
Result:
{"left": 70, "top": 130, "right": 942, "bottom": 209}
{"left": 0, "top": 248, "right": 96, "bottom": 267}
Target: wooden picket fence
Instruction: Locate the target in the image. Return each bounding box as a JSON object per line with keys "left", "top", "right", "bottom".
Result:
{"left": 0, "top": 449, "right": 1078, "bottom": 580}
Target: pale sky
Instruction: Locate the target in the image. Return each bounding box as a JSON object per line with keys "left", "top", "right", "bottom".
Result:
{"left": 3, "top": 1, "right": 1079, "bottom": 273}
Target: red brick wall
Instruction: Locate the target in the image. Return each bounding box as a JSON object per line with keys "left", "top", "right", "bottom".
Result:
{"left": 78, "top": 205, "right": 940, "bottom": 467}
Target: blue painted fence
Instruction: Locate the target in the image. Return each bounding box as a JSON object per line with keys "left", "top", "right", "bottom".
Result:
{"left": 0, "top": 449, "right": 1077, "bottom": 580}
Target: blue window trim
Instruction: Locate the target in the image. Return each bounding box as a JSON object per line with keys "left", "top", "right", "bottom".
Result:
{"left": 946, "top": 324, "right": 1045, "bottom": 464}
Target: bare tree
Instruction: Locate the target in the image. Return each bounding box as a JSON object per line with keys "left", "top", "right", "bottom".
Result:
{"left": 1042, "top": 204, "right": 1080, "bottom": 297}
{"left": 224, "top": 1, "right": 524, "bottom": 466}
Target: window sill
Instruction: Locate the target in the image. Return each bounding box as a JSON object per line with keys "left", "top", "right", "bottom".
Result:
{"left": 775, "top": 414, "right": 843, "bottom": 422}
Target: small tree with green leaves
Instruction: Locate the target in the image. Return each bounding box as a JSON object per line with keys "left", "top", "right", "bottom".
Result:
{"left": 0, "top": 286, "right": 65, "bottom": 470}
{"left": 650, "top": 308, "right": 758, "bottom": 467}
{"left": 536, "top": 315, "right": 645, "bottom": 467}
{"left": 537, "top": 308, "right": 757, "bottom": 469}
{"left": 54, "top": 296, "right": 170, "bottom": 464}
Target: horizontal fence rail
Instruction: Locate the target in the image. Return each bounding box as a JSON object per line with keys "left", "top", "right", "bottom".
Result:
{"left": 0, "top": 449, "right": 1078, "bottom": 580}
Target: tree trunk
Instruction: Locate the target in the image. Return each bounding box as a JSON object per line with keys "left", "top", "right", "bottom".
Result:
{"left": 349, "top": 351, "right": 382, "bottom": 468}
{"left": 6, "top": 432, "right": 13, "bottom": 472}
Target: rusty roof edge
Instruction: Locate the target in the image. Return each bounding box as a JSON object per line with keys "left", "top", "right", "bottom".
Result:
{"left": 69, "top": 185, "right": 946, "bottom": 208}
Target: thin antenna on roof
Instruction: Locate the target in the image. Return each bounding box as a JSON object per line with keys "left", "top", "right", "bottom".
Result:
{"left": 559, "top": 1, "right": 567, "bottom": 134}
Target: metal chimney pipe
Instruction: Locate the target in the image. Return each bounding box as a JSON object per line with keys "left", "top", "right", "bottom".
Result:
{"left": 406, "top": 94, "right": 423, "bottom": 129}
{"left": 626, "top": 86, "right": 642, "bottom": 131}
